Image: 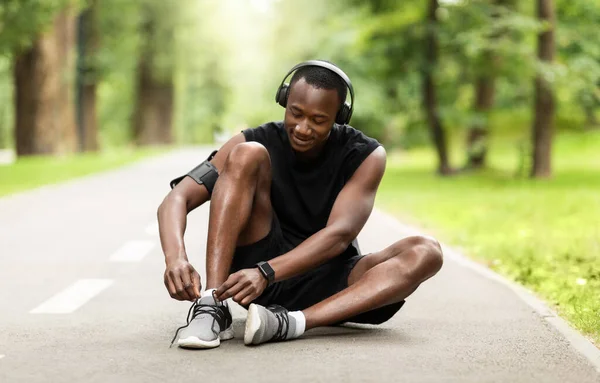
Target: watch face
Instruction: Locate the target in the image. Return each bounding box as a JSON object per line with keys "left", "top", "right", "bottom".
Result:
{"left": 258, "top": 262, "right": 275, "bottom": 283}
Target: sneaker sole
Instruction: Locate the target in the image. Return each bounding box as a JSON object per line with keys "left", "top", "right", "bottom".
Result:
{"left": 244, "top": 304, "right": 262, "bottom": 345}
{"left": 177, "top": 325, "right": 234, "bottom": 349}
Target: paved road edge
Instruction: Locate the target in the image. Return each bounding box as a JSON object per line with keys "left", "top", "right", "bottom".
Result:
{"left": 373, "top": 208, "right": 600, "bottom": 373}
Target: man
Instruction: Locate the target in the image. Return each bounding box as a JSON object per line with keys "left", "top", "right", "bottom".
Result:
{"left": 158, "top": 60, "right": 443, "bottom": 349}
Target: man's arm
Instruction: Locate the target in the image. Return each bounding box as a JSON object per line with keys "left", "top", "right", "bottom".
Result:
{"left": 269, "top": 146, "right": 387, "bottom": 282}
{"left": 158, "top": 133, "right": 245, "bottom": 301}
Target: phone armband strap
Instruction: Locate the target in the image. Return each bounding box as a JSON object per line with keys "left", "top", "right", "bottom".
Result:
{"left": 169, "top": 150, "right": 219, "bottom": 195}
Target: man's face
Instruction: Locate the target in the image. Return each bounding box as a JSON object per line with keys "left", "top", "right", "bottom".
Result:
{"left": 284, "top": 78, "right": 340, "bottom": 154}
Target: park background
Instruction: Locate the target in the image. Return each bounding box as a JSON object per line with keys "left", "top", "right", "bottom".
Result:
{"left": 0, "top": 0, "right": 598, "bottom": 345}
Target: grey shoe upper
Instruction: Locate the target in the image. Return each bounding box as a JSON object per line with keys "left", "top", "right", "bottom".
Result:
{"left": 251, "top": 304, "right": 297, "bottom": 344}
{"left": 171, "top": 295, "right": 232, "bottom": 346}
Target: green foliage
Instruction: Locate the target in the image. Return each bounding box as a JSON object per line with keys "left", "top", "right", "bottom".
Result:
{"left": 137, "top": 0, "right": 177, "bottom": 82}
{"left": 323, "top": 0, "right": 599, "bottom": 152}
{"left": 328, "top": 0, "right": 545, "bottom": 147}
{"left": 173, "top": 0, "right": 232, "bottom": 143}
{"left": 96, "top": 0, "right": 191, "bottom": 146}
{"left": 323, "top": 1, "right": 427, "bottom": 142}
{"left": 555, "top": 0, "right": 600, "bottom": 123}
{"left": 377, "top": 129, "right": 600, "bottom": 344}
{"left": 0, "top": 57, "right": 12, "bottom": 148}
{"left": 0, "top": 0, "right": 73, "bottom": 56}
{"left": 94, "top": 0, "right": 142, "bottom": 147}
{"left": 0, "top": 0, "right": 85, "bottom": 149}
{"left": 1, "top": 0, "right": 600, "bottom": 150}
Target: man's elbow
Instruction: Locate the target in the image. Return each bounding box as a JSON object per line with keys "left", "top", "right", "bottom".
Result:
{"left": 331, "top": 226, "right": 358, "bottom": 255}
{"left": 157, "top": 190, "right": 185, "bottom": 218}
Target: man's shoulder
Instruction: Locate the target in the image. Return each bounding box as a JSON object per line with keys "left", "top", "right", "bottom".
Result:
{"left": 242, "top": 121, "right": 284, "bottom": 142}
{"left": 334, "top": 124, "right": 380, "bottom": 148}
{"left": 245, "top": 121, "right": 284, "bottom": 132}
{"left": 333, "top": 124, "right": 382, "bottom": 180}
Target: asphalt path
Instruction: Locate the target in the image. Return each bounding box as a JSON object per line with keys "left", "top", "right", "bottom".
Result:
{"left": 0, "top": 147, "right": 599, "bottom": 382}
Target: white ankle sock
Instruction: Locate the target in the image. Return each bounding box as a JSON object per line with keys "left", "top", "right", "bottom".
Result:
{"left": 201, "top": 288, "right": 216, "bottom": 299}
{"left": 288, "top": 311, "right": 306, "bottom": 338}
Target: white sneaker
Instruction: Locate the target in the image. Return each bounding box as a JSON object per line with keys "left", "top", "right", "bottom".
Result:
{"left": 171, "top": 295, "right": 234, "bottom": 349}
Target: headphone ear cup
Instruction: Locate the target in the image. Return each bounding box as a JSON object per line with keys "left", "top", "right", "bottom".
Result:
{"left": 276, "top": 84, "right": 289, "bottom": 107}
{"left": 336, "top": 102, "right": 352, "bottom": 125}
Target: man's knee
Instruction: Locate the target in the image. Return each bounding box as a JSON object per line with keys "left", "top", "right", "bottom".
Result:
{"left": 395, "top": 235, "right": 443, "bottom": 280}
{"left": 224, "top": 142, "right": 270, "bottom": 176}
{"left": 413, "top": 235, "right": 443, "bottom": 277}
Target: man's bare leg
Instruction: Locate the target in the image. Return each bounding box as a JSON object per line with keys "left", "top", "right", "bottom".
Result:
{"left": 173, "top": 142, "right": 273, "bottom": 348}
{"left": 302, "top": 236, "right": 443, "bottom": 329}
{"left": 204, "top": 142, "right": 273, "bottom": 289}
{"left": 243, "top": 235, "right": 443, "bottom": 345}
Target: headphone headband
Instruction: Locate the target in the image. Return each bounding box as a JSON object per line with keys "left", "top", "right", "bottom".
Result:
{"left": 276, "top": 60, "right": 354, "bottom": 125}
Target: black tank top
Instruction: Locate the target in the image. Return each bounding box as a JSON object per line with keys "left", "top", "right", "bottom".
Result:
{"left": 242, "top": 121, "right": 380, "bottom": 258}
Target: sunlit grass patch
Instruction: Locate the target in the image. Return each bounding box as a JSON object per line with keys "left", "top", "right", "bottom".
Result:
{"left": 377, "top": 130, "right": 600, "bottom": 344}
{"left": 0, "top": 147, "right": 168, "bottom": 197}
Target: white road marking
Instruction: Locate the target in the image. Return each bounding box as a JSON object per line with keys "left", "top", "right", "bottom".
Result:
{"left": 0, "top": 354, "right": 5, "bottom": 359}
{"left": 30, "top": 279, "right": 113, "bottom": 314}
{"left": 145, "top": 222, "right": 159, "bottom": 236}
{"left": 109, "top": 240, "right": 155, "bottom": 262}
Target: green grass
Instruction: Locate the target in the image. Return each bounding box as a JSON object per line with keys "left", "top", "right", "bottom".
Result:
{"left": 377, "top": 130, "right": 600, "bottom": 344}
{"left": 0, "top": 147, "right": 169, "bottom": 197}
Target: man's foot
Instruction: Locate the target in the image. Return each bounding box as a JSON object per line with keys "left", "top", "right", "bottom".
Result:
{"left": 170, "top": 294, "right": 234, "bottom": 349}
{"left": 244, "top": 303, "right": 300, "bottom": 345}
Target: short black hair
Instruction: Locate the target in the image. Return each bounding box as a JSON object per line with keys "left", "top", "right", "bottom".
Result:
{"left": 289, "top": 63, "right": 348, "bottom": 108}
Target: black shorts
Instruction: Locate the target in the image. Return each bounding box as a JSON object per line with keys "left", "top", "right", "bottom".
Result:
{"left": 230, "top": 216, "right": 404, "bottom": 325}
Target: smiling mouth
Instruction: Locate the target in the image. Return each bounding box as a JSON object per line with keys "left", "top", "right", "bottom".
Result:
{"left": 292, "top": 135, "right": 312, "bottom": 145}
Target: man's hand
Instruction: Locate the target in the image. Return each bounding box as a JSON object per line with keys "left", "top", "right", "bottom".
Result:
{"left": 215, "top": 268, "right": 267, "bottom": 306}
{"left": 164, "top": 258, "right": 201, "bottom": 301}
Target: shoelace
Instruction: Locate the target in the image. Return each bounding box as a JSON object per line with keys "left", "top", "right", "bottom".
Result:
{"left": 169, "top": 295, "right": 228, "bottom": 348}
{"left": 270, "top": 306, "right": 290, "bottom": 341}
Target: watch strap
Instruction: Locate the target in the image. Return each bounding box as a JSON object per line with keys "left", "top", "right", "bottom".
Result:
{"left": 256, "top": 261, "right": 275, "bottom": 286}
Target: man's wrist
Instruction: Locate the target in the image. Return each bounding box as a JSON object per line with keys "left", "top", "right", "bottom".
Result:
{"left": 165, "top": 249, "right": 187, "bottom": 265}
{"left": 256, "top": 261, "right": 275, "bottom": 286}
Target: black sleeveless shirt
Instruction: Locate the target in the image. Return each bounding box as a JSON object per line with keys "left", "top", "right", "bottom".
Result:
{"left": 242, "top": 121, "right": 381, "bottom": 258}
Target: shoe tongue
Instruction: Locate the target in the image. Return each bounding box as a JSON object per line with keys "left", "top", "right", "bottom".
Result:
{"left": 198, "top": 295, "right": 218, "bottom": 305}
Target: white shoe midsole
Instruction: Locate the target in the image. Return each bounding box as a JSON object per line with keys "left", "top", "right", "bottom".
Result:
{"left": 178, "top": 325, "right": 234, "bottom": 348}
{"left": 244, "top": 304, "right": 262, "bottom": 345}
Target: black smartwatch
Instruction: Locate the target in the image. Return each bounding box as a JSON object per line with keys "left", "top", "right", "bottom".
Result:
{"left": 256, "top": 261, "right": 275, "bottom": 286}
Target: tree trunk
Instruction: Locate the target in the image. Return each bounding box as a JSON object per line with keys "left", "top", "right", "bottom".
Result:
{"left": 423, "top": 0, "right": 451, "bottom": 175}
{"left": 14, "top": 7, "right": 78, "bottom": 156}
{"left": 81, "top": 81, "right": 98, "bottom": 150}
{"left": 584, "top": 104, "right": 599, "bottom": 129}
{"left": 465, "top": 0, "right": 508, "bottom": 170}
{"left": 531, "top": 0, "right": 555, "bottom": 178}
{"left": 132, "top": 10, "right": 174, "bottom": 146}
{"left": 465, "top": 75, "right": 495, "bottom": 169}
{"left": 76, "top": 0, "right": 100, "bottom": 152}
{"left": 133, "top": 57, "right": 174, "bottom": 146}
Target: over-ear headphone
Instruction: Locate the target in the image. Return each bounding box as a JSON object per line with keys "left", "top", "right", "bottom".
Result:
{"left": 275, "top": 60, "right": 355, "bottom": 126}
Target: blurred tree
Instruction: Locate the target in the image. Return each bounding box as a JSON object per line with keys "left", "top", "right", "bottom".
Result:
{"left": 76, "top": 0, "right": 99, "bottom": 152}
{"left": 424, "top": 0, "right": 452, "bottom": 175}
{"left": 555, "top": 0, "right": 600, "bottom": 130}
{"left": 0, "top": 0, "right": 70, "bottom": 54}
{"left": 132, "top": 0, "right": 175, "bottom": 146}
{"left": 174, "top": 0, "right": 232, "bottom": 144}
{"left": 333, "top": 0, "right": 431, "bottom": 146}
{"left": 465, "top": 0, "right": 518, "bottom": 170}
{"left": 94, "top": 0, "right": 141, "bottom": 147}
{"left": 0, "top": 58, "right": 12, "bottom": 149}
{"left": 1, "top": 0, "right": 595, "bottom": 164}
{"left": 531, "top": 0, "right": 555, "bottom": 178}
{"left": 12, "top": 2, "right": 80, "bottom": 156}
